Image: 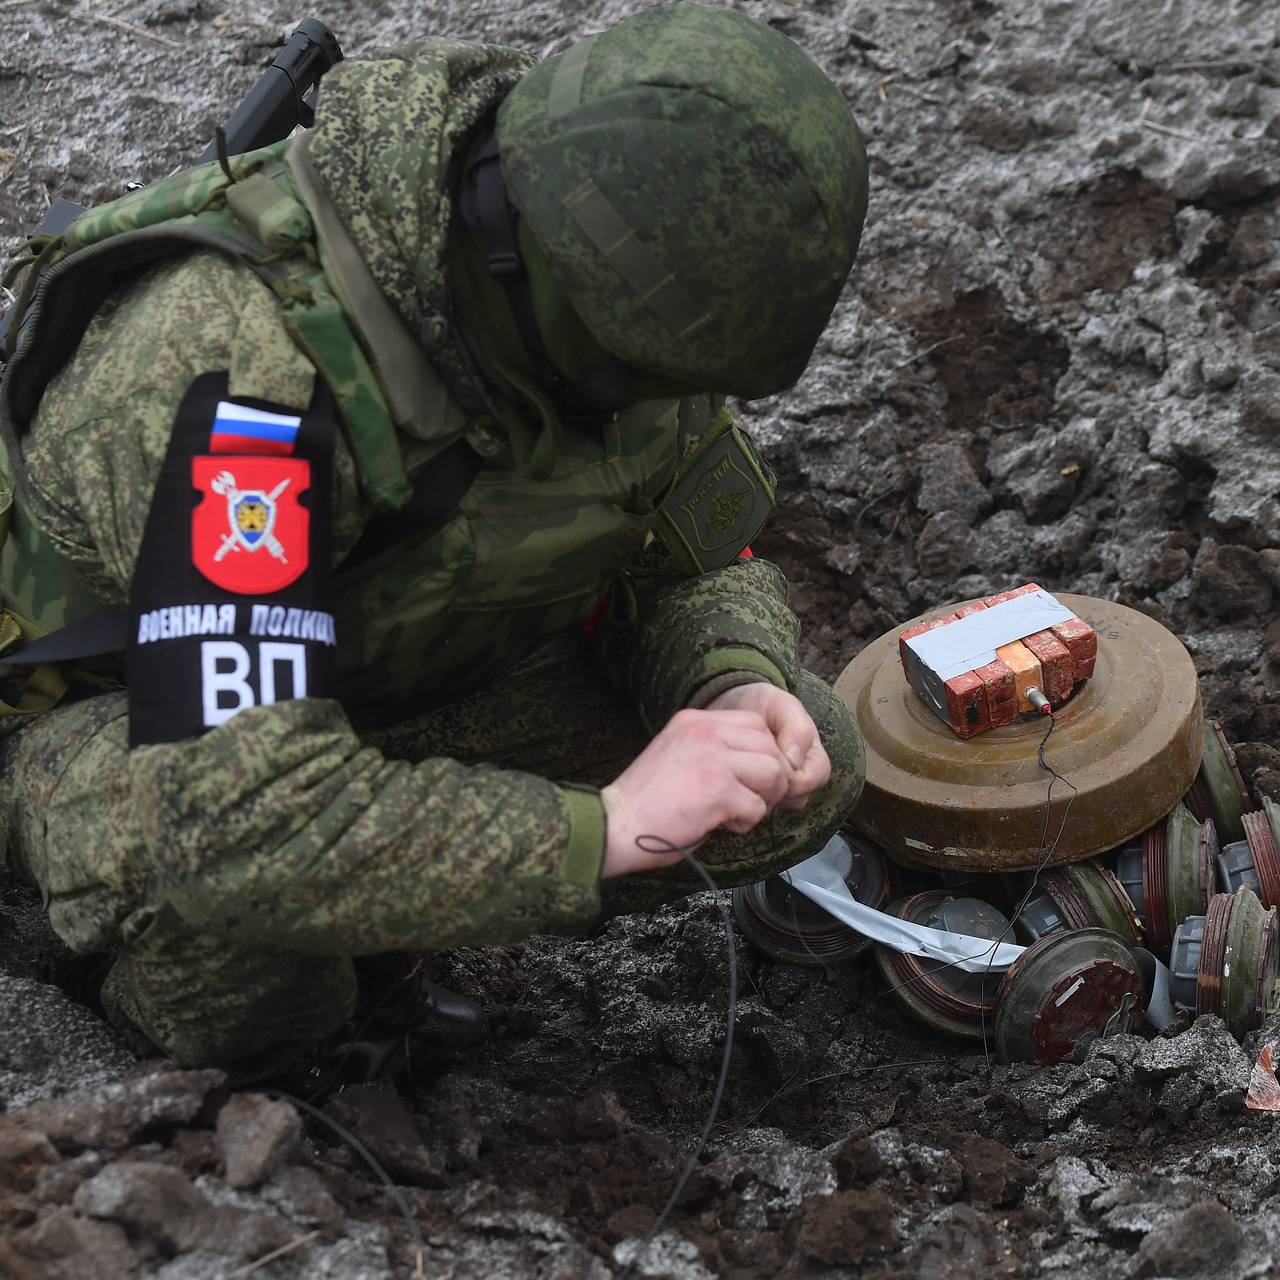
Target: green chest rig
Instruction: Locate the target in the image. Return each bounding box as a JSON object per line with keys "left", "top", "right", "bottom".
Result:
{"left": 2, "top": 141, "right": 413, "bottom": 513}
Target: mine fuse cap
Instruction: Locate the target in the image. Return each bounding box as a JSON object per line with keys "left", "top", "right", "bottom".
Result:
{"left": 1168, "top": 914, "right": 1205, "bottom": 1011}
{"left": 1013, "top": 888, "right": 1069, "bottom": 944}
{"left": 1217, "top": 839, "right": 1260, "bottom": 897}
{"left": 1113, "top": 842, "right": 1145, "bottom": 917}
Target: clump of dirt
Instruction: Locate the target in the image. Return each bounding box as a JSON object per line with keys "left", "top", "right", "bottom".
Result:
{"left": 2, "top": 0, "right": 1280, "bottom": 1277}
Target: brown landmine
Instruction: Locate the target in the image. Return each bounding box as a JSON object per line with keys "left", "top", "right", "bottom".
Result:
{"left": 2, "top": 0, "right": 1280, "bottom": 1277}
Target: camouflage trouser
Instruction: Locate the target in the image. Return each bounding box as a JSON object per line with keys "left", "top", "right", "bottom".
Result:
{"left": 0, "top": 641, "right": 863, "bottom": 1074}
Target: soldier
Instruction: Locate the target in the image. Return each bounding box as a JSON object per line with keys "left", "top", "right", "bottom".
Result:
{"left": 0, "top": 4, "right": 869, "bottom": 1083}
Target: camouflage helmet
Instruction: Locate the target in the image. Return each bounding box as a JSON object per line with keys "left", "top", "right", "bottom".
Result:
{"left": 496, "top": 3, "right": 869, "bottom": 399}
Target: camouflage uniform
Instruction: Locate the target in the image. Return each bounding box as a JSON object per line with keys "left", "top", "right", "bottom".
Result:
{"left": 0, "top": 27, "right": 865, "bottom": 1071}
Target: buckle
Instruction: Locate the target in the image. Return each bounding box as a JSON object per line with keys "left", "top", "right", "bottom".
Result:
{"left": 487, "top": 250, "right": 524, "bottom": 280}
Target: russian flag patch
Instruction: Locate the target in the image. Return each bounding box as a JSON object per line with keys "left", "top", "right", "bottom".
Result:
{"left": 210, "top": 401, "right": 302, "bottom": 456}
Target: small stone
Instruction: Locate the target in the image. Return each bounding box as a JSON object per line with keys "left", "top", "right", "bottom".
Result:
{"left": 328, "top": 1084, "right": 446, "bottom": 1187}
{"left": 7, "top": 1207, "right": 137, "bottom": 1280}
{"left": 215, "top": 1092, "right": 301, "bottom": 1189}
{"left": 916, "top": 511, "right": 980, "bottom": 577}
{"left": 955, "top": 1135, "right": 1035, "bottom": 1206}
{"left": 1131, "top": 1201, "right": 1242, "bottom": 1277}
{"left": 917, "top": 442, "right": 991, "bottom": 524}
{"left": 795, "top": 1188, "right": 900, "bottom": 1265}
{"left": 73, "top": 1159, "right": 210, "bottom": 1251}
{"left": 261, "top": 1165, "right": 344, "bottom": 1229}
{"left": 16, "top": 1064, "right": 225, "bottom": 1153}
{"left": 0, "top": 1123, "right": 59, "bottom": 1191}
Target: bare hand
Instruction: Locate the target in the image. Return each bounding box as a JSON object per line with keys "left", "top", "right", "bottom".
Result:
{"left": 702, "top": 682, "right": 830, "bottom": 811}
{"left": 600, "top": 706, "right": 790, "bottom": 878}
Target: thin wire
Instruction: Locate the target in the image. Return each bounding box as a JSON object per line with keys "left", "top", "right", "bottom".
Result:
{"left": 975, "top": 711, "right": 1078, "bottom": 1067}
{"left": 617, "top": 835, "right": 738, "bottom": 1280}
{"left": 264, "top": 1087, "right": 429, "bottom": 1278}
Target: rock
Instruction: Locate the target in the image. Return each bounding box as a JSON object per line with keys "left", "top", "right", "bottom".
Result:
{"left": 831, "top": 1133, "right": 885, "bottom": 1187}
{"left": 15, "top": 1063, "right": 225, "bottom": 1152}
{"left": 1239, "top": 369, "right": 1280, "bottom": 437}
{"left": 215, "top": 1091, "right": 301, "bottom": 1188}
{"left": 0, "top": 1122, "right": 58, "bottom": 1191}
{"left": 2, "top": 1207, "right": 138, "bottom": 1280}
{"left": 917, "top": 442, "right": 991, "bottom": 524}
{"left": 904, "top": 1203, "right": 999, "bottom": 1278}
{"left": 1190, "top": 541, "right": 1274, "bottom": 619}
{"left": 1133, "top": 1016, "right": 1253, "bottom": 1120}
{"left": 1175, "top": 207, "right": 1230, "bottom": 269}
{"left": 794, "top": 1188, "right": 900, "bottom": 1266}
{"left": 1131, "top": 1201, "right": 1243, "bottom": 1277}
{"left": 0, "top": 973, "right": 135, "bottom": 1110}
{"left": 73, "top": 1159, "right": 294, "bottom": 1261}
{"left": 260, "top": 1164, "right": 344, "bottom": 1229}
{"left": 955, "top": 1135, "right": 1035, "bottom": 1207}
{"left": 916, "top": 511, "right": 980, "bottom": 577}
{"left": 32, "top": 1152, "right": 104, "bottom": 1207}
{"left": 74, "top": 1159, "right": 210, "bottom": 1251}
{"left": 327, "top": 1084, "right": 447, "bottom": 1187}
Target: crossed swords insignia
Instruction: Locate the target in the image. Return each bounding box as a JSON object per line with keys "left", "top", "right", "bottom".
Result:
{"left": 210, "top": 470, "right": 290, "bottom": 564}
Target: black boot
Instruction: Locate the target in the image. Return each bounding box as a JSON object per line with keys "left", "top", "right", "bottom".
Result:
{"left": 353, "top": 959, "right": 489, "bottom": 1050}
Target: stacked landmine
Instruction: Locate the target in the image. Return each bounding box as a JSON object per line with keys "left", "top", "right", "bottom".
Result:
{"left": 898, "top": 584, "right": 1097, "bottom": 738}
{"left": 734, "top": 716, "right": 1280, "bottom": 1064}
{"left": 732, "top": 830, "right": 889, "bottom": 965}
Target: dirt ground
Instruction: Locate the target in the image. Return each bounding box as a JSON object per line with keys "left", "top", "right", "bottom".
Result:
{"left": 2, "top": 1, "right": 1280, "bottom": 1277}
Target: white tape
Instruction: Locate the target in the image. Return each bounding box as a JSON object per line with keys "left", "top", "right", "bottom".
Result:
{"left": 781, "top": 842, "right": 1026, "bottom": 973}
{"left": 904, "top": 590, "right": 1076, "bottom": 683}
{"left": 1145, "top": 955, "right": 1176, "bottom": 1031}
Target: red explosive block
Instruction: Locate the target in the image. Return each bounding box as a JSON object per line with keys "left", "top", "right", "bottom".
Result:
{"left": 1021, "top": 630, "right": 1073, "bottom": 702}
{"left": 984, "top": 582, "right": 1043, "bottom": 608}
{"left": 898, "top": 584, "right": 1098, "bottom": 737}
{"left": 1052, "top": 616, "right": 1098, "bottom": 681}
{"left": 974, "top": 657, "right": 1019, "bottom": 725}
{"left": 944, "top": 669, "right": 991, "bottom": 739}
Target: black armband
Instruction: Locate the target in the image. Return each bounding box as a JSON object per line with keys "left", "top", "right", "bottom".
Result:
{"left": 127, "top": 371, "right": 338, "bottom": 745}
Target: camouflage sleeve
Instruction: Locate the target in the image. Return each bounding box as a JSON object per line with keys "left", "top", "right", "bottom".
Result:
{"left": 129, "top": 697, "right": 604, "bottom": 952}
{"left": 596, "top": 395, "right": 800, "bottom": 732}
{"left": 19, "top": 251, "right": 366, "bottom": 609}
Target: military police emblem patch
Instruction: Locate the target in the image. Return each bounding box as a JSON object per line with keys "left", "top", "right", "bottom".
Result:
{"left": 654, "top": 422, "right": 777, "bottom": 574}
{"left": 191, "top": 456, "right": 310, "bottom": 594}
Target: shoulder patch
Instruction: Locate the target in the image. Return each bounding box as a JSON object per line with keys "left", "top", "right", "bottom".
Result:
{"left": 654, "top": 418, "right": 776, "bottom": 575}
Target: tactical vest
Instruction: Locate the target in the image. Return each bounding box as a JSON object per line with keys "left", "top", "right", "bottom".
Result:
{"left": 0, "top": 143, "right": 774, "bottom": 727}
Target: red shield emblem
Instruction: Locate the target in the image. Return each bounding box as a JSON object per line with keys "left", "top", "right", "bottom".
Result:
{"left": 192, "top": 456, "right": 310, "bottom": 594}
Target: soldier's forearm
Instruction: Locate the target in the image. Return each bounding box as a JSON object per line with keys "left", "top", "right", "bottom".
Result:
{"left": 128, "top": 696, "right": 603, "bottom": 953}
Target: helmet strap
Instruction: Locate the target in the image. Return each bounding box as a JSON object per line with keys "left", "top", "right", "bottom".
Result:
{"left": 459, "top": 132, "right": 631, "bottom": 424}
